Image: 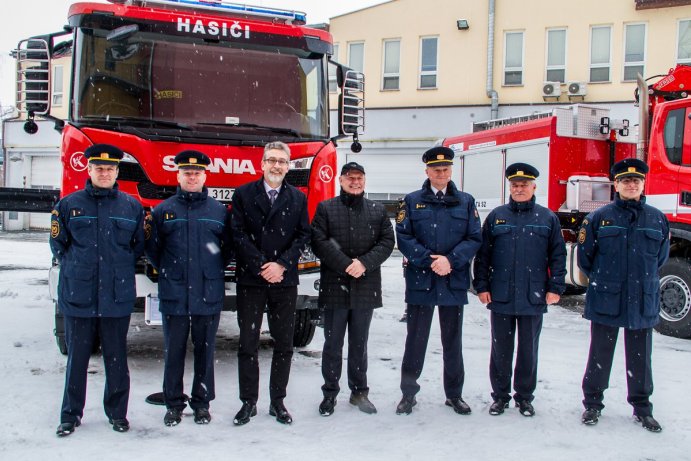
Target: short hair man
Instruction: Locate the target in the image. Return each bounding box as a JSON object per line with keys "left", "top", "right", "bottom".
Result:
{"left": 51, "top": 144, "right": 145, "bottom": 436}
{"left": 578, "top": 158, "right": 670, "bottom": 432}
{"left": 395, "top": 146, "right": 482, "bottom": 415}
{"left": 231, "top": 141, "right": 311, "bottom": 425}
{"left": 473, "top": 163, "right": 566, "bottom": 417}
{"left": 145, "top": 150, "right": 233, "bottom": 426}
{"left": 312, "top": 162, "right": 395, "bottom": 416}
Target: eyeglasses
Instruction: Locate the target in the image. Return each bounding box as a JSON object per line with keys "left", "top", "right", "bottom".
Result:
{"left": 263, "top": 157, "right": 289, "bottom": 166}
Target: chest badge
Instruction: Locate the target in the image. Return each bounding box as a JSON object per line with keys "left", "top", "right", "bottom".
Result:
{"left": 495, "top": 218, "right": 507, "bottom": 225}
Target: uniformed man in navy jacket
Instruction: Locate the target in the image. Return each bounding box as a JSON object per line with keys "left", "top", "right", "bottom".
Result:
{"left": 473, "top": 163, "right": 566, "bottom": 417}
{"left": 51, "top": 144, "right": 145, "bottom": 437}
{"left": 578, "top": 158, "right": 669, "bottom": 432}
{"left": 231, "top": 141, "right": 310, "bottom": 425}
{"left": 146, "top": 150, "right": 232, "bottom": 427}
{"left": 395, "top": 146, "right": 482, "bottom": 415}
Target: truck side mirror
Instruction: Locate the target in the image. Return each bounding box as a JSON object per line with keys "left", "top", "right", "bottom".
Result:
{"left": 334, "top": 63, "right": 365, "bottom": 149}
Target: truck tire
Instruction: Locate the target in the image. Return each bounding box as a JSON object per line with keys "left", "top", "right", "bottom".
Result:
{"left": 293, "top": 309, "right": 316, "bottom": 348}
{"left": 54, "top": 303, "right": 68, "bottom": 355}
{"left": 54, "top": 302, "right": 101, "bottom": 355}
{"left": 655, "top": 257, "right": 691, "bottom": 339}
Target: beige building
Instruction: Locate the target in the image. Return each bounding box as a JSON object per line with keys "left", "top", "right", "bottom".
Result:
{"left": 328, "top": 0, "right": 691, "bottom": 196}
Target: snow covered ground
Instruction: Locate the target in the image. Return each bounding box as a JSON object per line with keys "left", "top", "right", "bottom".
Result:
{"left": 0, "top": 231, "right": 689, "bottom": 460}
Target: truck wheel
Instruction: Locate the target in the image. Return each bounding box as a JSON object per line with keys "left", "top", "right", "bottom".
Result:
{"left": 656, "top": 257, "right": 691, "bottom": 339}
{"left": 54, "top": 303, "right": 68, "bottom": 355}
{"left": 54, "top": 302, "right": 101, "bottom": 354}
{"left": 293, "top": 309, "right": 316, "bottom": 348}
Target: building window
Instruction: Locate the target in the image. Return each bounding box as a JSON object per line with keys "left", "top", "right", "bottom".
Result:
{"left": 52, "top": 65, "right": 63, "bottom": 107}
{"left": 590, "top": 25, "right": 611, "bottom": 82}
{"left": 624, "top": 23, "right": 646, "bottom": 81}
{"left": 419, "top": 36, "right": 438, "bottom": 89}
{"left": 348, "top": 42, "right": 364, "bottom": 73}
{"left": 546, "top": 29, "right": 566, "bottom": 83}
{"left": 382, "top": 39, "right": 400, "bottom": 90}
{"left": 677, "top": 19, "right": 691, "bottom": 64}
{"left": 504, "top": 31, "right": 524, "bottom": 85}
{"left": 329, "top": 44, "right": 339, "bottom": 93}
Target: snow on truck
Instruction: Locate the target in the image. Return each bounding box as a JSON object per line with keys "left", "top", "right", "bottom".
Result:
{"left": 442, "top": 65, "right": 691, "bottom": 339}
{"left": 7, "top": 0, "right": 365, "bottom": 353}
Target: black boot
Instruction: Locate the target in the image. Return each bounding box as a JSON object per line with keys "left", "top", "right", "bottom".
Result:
{"left": 56, "top": 419, "right": 81, "bottom": 437}
{"left": 109, "top": 418, "right": 130, "bottom": 432}
{"left": 164, "top": 408, "right": 183, "bottom": 427}
{"left": 269, "top": 400, "right": 293, "bottom": 425}
{"left": 581, "top": 408, "right": 601, "bottom": 425}
{"left": 193, "top": 408, "right": 212, "bottom": 425}
{"left": 319, "top": 396, "right": 337, "bottom": 416}
{"left": 516, "top": 400, "right": 535, "bottom": 417}
{"left": 636, "top": 415, "right": 662, "bottom": 433}
{"left": 489, "top": 400, "right": 509, "bottom": 416}
{"left": 349, "top": 393, "right": 377, "bottom": 414}
{"left": 396, "top": 395, "right": 417, "bottom": 415}
{"left": 445, "top": 398, "right": 472, "bottom": 415}
{"left": 233, "top": 402, "right": 257, "bottom": 426}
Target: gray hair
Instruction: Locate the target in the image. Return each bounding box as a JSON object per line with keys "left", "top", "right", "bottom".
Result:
{"left": 263, "top": 141, "right": 291, "bottom": 160}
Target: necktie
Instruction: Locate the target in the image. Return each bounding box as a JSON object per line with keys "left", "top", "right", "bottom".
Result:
{"left": 268, "top": 189, "right": 278, "bottom": 206}
{"left": 436, "top": 190, "right": 444, "bottom": 200}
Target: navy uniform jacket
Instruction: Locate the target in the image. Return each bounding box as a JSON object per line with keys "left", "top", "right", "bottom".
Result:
{"left": 473, "top": 197, "right": 566, "bottom": 315}
{"left": 146, "top": 187, "right": 232, "bottom": 316}
{"left": 577, "top": 194, "right": 670, "bottom": 329}
{"left": 50, "top": 180, "right": 145, "bottom": 318}
{"left": 231, "top": 178, "right": 310, "bottom": 287}
{"left": 396, "top": 179, "right": 482, "bottom": 306}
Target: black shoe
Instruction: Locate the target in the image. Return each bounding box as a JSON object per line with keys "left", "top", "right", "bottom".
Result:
{"left": 635, "top": 415, "right": 662, "bottom": 433}
{"left": 516, "top": 400, "right": 535, "bottom": 417}
{"left": 193, "top": 408, "right": 211, "bottom": 425}
{"left": 164, "top": 408, "right": 183, "bottom": 427}
{"left": 233, "top": 402, "right": 257, "bottom": 426}
{"left": 56, "top": 420, "right": 80, "bottom": 437}
{"left": 108, "top": 418, "right": 130, "bottom": 432}
{"left": 396, "top": 395, "right": 417, "bottom": 415}
{"left": 319, "top": 397, "right": 336, "bottom": 416}
{"left": 349, "top": 393, "right": 377, "bottom": 414}
{"left": 269, "top": 400, "right": 293, "bottom": 425}
{"left": 445, "top": 398, "right": 472, "bottom": 415}
{"left": 582, "top": 408, "right": 601, "bottom": 425}
{"left": 489, "top": 400, "right": 509, "bottom": 416}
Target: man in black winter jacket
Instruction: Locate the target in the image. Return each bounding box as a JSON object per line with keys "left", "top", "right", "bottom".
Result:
{"left": 312, "top": 162, "right": 395, "bottom": 416}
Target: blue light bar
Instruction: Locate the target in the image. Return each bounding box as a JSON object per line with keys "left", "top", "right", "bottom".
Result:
{"left": 119, "top": 0, "right": 307, "bottom": 24}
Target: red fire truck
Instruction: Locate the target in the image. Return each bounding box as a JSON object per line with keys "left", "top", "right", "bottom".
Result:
{"left": 9, "top": 0, "right": 365, "bottom": 352}
{"left": 441, "top": 65, "right": 691, "bottom": 339}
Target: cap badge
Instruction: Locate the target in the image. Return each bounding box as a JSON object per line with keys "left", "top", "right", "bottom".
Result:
{"left": 437, "top": 154, "right": 444, "bottom": 160}
{"left": 190, "top": 158, "right": 197, "bottom": 164}
{"left": 628, "top": 167, "right": 635, "bottom": 172}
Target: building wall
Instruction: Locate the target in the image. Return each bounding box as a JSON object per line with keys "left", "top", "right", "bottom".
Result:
{"left": 330, "top": 0, "right": 691, "bottom": 108}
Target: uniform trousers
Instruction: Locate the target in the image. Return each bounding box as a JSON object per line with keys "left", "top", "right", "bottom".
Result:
{"left": 401, "top": 304, "right": 465, "bottom": 398}
{"left": 582, "top": 322, "right": 654, "bottom": 417}
{"left": 489, "top": 312, "right": 543, "bottom": 403}
{"left": 237, "top": 284, "right": 297, "bottom": 403}
{"left": 162, "top": 313, "right": 220, "bottom": 411}
{"left": 60, "top": 315, "right": 131, "bottom": 423}
{"left": 321, "top": 308, "right": 374, "bottom": 398}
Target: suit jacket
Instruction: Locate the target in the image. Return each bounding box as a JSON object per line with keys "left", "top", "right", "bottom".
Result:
{"left": 231, "top": 178, "right": 310, "bottom": 286}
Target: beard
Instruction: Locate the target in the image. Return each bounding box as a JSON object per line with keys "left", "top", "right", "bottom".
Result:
{"left": 265, "top": 172, "right": 285, "bottom": 183}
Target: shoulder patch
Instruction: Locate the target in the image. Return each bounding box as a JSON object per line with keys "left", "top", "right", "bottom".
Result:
{"left": 51, "top": 219, "right": 60, "bottom": 239}
{"left": 578, "top": 227, "right": 587, "bottom": 244}
{"left": 582, "top": 218, "right": 589, "bottom": 226}
{"left": 51, "top": 209, "right": 59, "bottom": 217}
{"left": 144, "top": 213, "right": 153, "bottom": 240}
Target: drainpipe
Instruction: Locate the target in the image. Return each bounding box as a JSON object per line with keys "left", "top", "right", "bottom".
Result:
{"left": 486, "top": 0, "right": 499, "bottom": 119}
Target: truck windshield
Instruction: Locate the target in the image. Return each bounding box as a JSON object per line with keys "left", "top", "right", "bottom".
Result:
{"left": 71, "top": 27, "right": 329, "bottom": 139}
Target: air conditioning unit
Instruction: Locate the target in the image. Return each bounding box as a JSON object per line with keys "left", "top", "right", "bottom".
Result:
{"left": 567, "top": 81, "right": 587, "bottom": 97}
{"left": 542, "top": 81, "right": 561, "bottom": 98}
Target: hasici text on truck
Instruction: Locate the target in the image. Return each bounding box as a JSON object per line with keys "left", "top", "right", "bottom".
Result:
{"left": 441, "top": 65, "right": 691, "bottom": 339}
{"left": 10, "top": 0, "right": 366, "bottom": 353}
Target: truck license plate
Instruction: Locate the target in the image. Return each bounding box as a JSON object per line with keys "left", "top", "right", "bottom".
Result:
{"left": 208, "top": 188, "right": 234, "bottom": 201}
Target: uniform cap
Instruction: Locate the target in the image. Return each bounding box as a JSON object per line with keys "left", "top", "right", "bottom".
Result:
{"left": 423, "top": 146, "right": 454, "bottom": 166}
{"left": 174, "top": 150, "right": 211, "bottom": 170}
{"left": 505, "top": 162, "right": 539, "bottom": 181}
{"left": 84, "top": 144, "right": 124, "bottom": 165}
{"left": 611, "top": 158, "right": 648, "bottom": 180}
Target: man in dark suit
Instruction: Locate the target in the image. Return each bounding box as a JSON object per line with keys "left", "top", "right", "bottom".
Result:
{"left": 231, "top": 141, "right": 311, "bottom": 425}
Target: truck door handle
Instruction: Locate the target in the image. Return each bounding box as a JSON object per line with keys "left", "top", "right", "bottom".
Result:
{"left": 681, "top": 191, "right": 691, "bottom": 206}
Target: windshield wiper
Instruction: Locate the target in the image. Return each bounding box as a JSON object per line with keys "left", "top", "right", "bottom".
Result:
{"left": 82, "top": 116, "right": 193, "bottom": 131}
{"left": 197, "top": 122, "right": 302, "bottom": 138}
